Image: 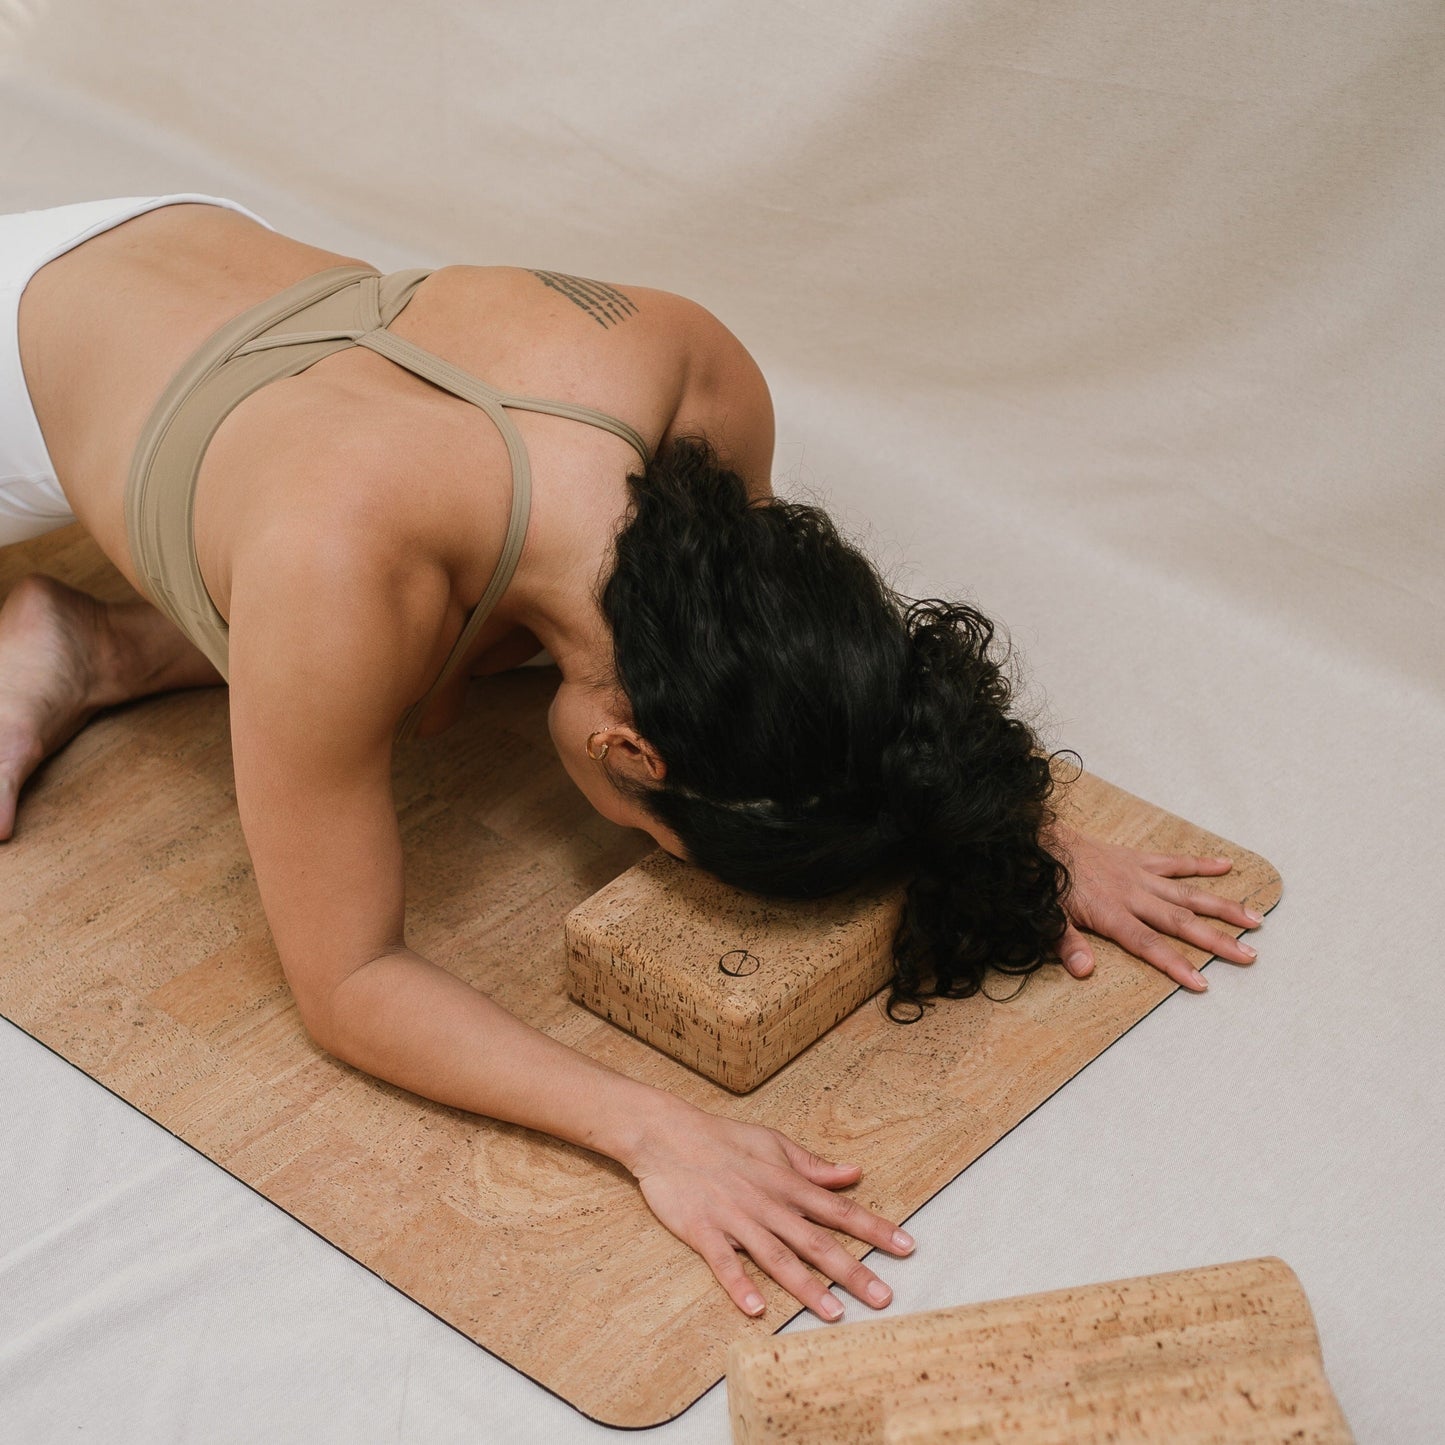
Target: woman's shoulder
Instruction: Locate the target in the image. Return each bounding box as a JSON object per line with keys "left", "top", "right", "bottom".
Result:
{"left": 421, "top": 265, "right": 774, "bottom": 495}
{"left": 654, "top": 297, "right": 775, "bottom": 499}
{"left": 425, "top": 264, "right": 751, "bottom": 379}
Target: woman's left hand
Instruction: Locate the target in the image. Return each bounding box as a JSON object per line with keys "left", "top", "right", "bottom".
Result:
{"left": 1048, "top": 824, "right": 1263, "bottom": 992}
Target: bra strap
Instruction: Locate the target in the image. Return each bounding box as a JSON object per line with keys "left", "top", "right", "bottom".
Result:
{"left": 372, "top": 327, "right": 538, "bottom": 743}
{"left": 239, "top": 268, "right": 648, "bottom": 742}
{"left": 496, "top": 394, "right": 650, "bottom": 466}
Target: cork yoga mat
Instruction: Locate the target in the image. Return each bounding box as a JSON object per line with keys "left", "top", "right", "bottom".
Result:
{"left": 0, "top": 531, "right": 1283, "bottom": 1428}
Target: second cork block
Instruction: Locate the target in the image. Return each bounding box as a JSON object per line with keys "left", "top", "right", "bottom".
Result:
{"left": 727, "top": 1256, "right": 1354, "bottom": 1445}
{"left": 564, "top": 850, "right": 909, "bottom": 1092}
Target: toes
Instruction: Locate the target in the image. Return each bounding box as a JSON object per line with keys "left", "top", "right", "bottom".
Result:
{"left": 0, "top": 737, "right": 43, "bottom": 838}
{"left": 0, "top": 774, "right": 18, "bottom": 842}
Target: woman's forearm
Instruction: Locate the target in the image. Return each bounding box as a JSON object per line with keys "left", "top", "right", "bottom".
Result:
{"left": 318, "top": 947, "right": 915, "bottom": 1326}
{"left": 315, "top": 945, "right": 689, "bottom": 1168}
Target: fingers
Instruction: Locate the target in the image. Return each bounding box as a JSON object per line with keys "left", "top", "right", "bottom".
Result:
{"left": 695, "top": 1229, "right": 770, "bottom": 1318}
{"left": 1138, "top": 852, "right": 1234, "bottom": 878}
{"left": 728, "top": 1216, "right": 846, "bottom": 1321}
{"left": 1055, "top": 921, "right": 1095, "bottom": 978}
{"left": 792, "top": 1173, "right": 916, "bottom": 1257}
{"left": 727, "top": 1208, "right": 895, "bottom": 1322}
{"left": 1114, "top": 920, "right": 1212, "bottom": 991}
{"left": 752, "top": 1142, "right": 916, "bottom": 1321}
{"left": 1061, "top": 839, "right": 1262, "bottom": 991}
{"left": 637, "top": 1117, "right": 916, "bottom": 1323}
{"left": 773, "top": 1140, "right": 914, "bottom": 1248}
{"left": 1138, "top": 893, "right": 1258, "bottom": 968}
{"left": 775, "top": 1135, "right": 864, "bottom": 1189}
{"left": 774, "top": 1207, "right": 898, "bottom": 1314}
{"left": 773, "top": 1138, "right": 915, "bottom": 1256}
{"left": 1160, "top": 879, "right": 1265, "bottom": 934}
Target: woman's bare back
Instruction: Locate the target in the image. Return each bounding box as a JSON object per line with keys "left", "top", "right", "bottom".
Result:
{"left": 14, "top": 202, "right": 708, "bottom": 680}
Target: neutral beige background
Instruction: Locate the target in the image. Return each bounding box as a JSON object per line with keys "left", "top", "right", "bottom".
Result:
{"left": 1, "top": 3, "right": 1441, "bottom": 1441}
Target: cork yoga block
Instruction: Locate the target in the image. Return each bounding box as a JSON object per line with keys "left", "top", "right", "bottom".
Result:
{"left": 564, "top": 850, "right": 911, "bottom": 1092}
{"left": 882, "top": 1352, "right": 1349, "bottom": 1443}
{"left": 726, "top": 1257, "right": 1354, "bottom": 1445}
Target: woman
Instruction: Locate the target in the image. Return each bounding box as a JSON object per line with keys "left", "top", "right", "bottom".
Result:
{"left": 0, "top": 193, "right": 1261, "bottom": 1324}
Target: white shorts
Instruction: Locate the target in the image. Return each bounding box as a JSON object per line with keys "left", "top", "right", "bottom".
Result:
{"left": 0, "top": 192, "right": 276, "bottom": 548}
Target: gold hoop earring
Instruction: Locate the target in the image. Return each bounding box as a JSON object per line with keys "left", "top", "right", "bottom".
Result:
{"left": 586, "top": 730, "right": 610, "bottom": 761}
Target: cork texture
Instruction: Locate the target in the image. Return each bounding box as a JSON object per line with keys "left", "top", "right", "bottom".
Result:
{"left": 566, "top": 853, "right": 909, "bottom": 1091}
{"left": 882, "top": 1353, "right": 1349, "bottom": 1444}
{"left": 0, "top": 531, "right": 1283, "bottom": 1429}
{"left": 727, "top": 1257, "right": 1352, "bottom": 1444}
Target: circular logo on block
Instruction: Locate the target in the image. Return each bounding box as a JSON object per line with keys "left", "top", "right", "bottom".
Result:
{"left": 718, "top": 948, "right": 761, "bottom": 977}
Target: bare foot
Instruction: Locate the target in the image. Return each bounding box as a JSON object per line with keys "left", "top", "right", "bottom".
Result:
{"left": 0, "top": 573, "right": 121, "bottom": 842}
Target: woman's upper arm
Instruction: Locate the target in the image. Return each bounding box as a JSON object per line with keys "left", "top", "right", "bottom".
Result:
{"left": 669, "top": 301, "right": 776, "bottom": 501}
{"left": 224, "top": 525, "right": 448, "bottom": 1042}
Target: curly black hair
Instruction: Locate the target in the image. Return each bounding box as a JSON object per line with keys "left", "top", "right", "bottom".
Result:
{"left": 591, "top": 433, "right": 1072, "bottom": 1022}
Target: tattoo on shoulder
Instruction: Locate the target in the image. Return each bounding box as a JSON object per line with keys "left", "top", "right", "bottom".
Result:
{"left": 527, "top": 269, "right": 639, "bottom": 329}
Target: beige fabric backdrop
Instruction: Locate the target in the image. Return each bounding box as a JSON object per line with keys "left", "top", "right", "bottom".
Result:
{"left": 1, "top": 4, "right": 1441, "bottom": 1441}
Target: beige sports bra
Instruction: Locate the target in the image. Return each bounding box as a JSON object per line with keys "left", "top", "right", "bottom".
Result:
{"left": 124, "top": 263, "right": 651, "bottom": 743}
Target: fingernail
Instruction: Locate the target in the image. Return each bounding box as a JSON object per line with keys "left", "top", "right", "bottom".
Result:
{"left": 836, "top": 1162, "right": 860, "bottom": 1172}
{"left": 893, "top": 1230, "right": 914, "bottom": 1251}
{"left": 744, "top": 1292, "right": 764, "bottom": 1314}
{"left": 1190, "top": 970, "right": 1208, "bottom": 990}
{"left": 820, "top": 1295, "right": 843, "bottom": 1320}
{"left": 1244, "top": 909, "right": 1263, "bottom": 925}
{"left": 1239, "top": 941, "right": 1257, "bottom": 958}
{"left": 866, "top": 1280, "right": 891, "bottom": 1305}
{"left": 1067, "top": 951, "right": 1091, "bottom": 972}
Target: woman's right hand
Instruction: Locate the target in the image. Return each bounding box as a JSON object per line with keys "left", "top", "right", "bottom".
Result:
{"left": 624, "top": 1098, "right": 915, "bottom": 1321}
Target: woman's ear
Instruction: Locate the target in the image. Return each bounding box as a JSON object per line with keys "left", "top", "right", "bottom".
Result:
{"left": 638, "top": 736, "right": 668, "bottom": 783}
{"left": 609, "top": 727, "right": 667, "bottom": 783}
